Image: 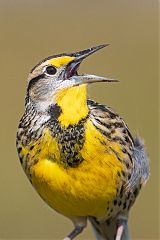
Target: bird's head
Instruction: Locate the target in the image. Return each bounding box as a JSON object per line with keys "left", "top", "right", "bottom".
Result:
{"left": 26, "top": 44, "right": 117, "bottom": 113}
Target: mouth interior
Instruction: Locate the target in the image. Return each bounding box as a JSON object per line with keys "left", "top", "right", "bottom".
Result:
{"left": 65, "top": 60, "right": 81, "bottom": 79}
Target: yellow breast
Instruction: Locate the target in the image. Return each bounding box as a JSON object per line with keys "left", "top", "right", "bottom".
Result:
{"left": 29, "top": 119, "right": 125, "bottom": 218}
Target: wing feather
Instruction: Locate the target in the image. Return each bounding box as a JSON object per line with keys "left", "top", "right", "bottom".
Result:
{"left": 87, "top": 99, "right": 150, "bottom": 192}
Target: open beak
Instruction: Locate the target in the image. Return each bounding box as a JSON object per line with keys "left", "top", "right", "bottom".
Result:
{"left": 64, "top": 44, "right": 118, "bottom": 84}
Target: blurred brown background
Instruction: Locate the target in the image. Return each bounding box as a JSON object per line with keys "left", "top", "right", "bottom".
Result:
{"left": 0, "top": 1, "right": 158, "bottom": 239}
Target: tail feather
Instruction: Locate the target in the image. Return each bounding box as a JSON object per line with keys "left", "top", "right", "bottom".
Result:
{"left": 125, "top": 137, "right": 150, "bottom": 192}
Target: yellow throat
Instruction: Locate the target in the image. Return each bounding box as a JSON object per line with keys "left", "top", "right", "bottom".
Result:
{"left": 55, "top": 84, "right": 88, "bottom": 127}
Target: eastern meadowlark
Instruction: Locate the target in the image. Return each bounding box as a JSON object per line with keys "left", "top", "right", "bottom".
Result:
{"left": 16, "top": 45, "right": 149, "bottom": 240}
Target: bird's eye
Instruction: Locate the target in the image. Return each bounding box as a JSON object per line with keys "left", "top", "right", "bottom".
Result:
{"left": 46, "top": 66, "right": 57, "bottom": 75}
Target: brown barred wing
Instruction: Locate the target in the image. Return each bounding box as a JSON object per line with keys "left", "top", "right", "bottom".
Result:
{"left": 87, "top": 99, "right": 134, "bottom": 153}
{"left": 87, "top": 99, "right": 150, "bottom": 194}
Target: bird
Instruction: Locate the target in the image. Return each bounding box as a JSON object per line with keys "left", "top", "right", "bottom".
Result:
{"left": 16, "top": 44, "right": 150, "bottom": 240}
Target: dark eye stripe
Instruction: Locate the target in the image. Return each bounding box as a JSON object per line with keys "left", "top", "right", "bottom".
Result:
{"left": 27, "top": 74, "right": 45, "bottom": 91}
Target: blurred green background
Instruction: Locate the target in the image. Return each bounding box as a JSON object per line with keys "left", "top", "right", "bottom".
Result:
{"left": 0, "top": 0, "right": 158, "bottom": 239}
